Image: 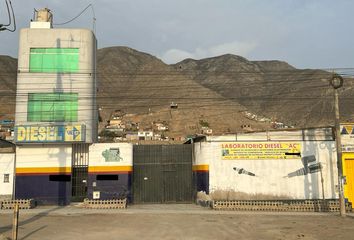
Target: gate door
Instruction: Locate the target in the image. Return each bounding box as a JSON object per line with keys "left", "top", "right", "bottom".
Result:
{"left": 71, "top": 143, "right": 89, "bottom": 202}
{"left": 133, "top": 145, "right": 193, "bottom": 203}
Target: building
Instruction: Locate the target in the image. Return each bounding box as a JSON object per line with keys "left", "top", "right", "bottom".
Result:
{"left": 154, "top": 122, "right": 169, "bottom": 131}
{"left": 0, "top": 139, "right": 15, "bottom": 199}
{"left": 192, "top": 128, "right": 340, "bottom": 200}
{"left": 13, "top": 9, "right": 98, "bottom": 204}
{"left": 5, "top": 122, "right": 354, "bottom": 205}
{"left": 138, "top": 130, "right": 154, "bottom": 140}
{"left": 340, "top": 123, "right": 354, "bottom": 204}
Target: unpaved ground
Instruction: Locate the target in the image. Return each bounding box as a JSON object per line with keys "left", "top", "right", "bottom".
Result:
{"left": 1, "top": 204, "right": 354, "bottom": 240}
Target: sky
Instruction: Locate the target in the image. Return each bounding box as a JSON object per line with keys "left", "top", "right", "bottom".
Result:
{"left": 0, "top": 0, "right": 353, "bottom": 69}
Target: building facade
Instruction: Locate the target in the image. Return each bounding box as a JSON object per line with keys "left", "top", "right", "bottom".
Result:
{"left": 0, "top": 140, "right": 15, "bottom": 199}
{"left": 13, "top": 10, "right": 98, "bottom": 204}
{"left": 193, "top": 128, "right": 340, "bottom": 200}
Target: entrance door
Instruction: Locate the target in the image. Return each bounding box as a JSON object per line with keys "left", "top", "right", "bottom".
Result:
{"left": 133, "top": 145, "right": 193, "bottom": 203}
{"left": 71, "top": 143, "right": 89, "bottom": 202}
{"left": 343, "top": 153, "right": 354, "bottom": 205}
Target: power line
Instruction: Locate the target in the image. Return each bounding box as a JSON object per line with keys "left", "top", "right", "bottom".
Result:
{"left": 53, "top": 4, "right": 96, "bottom": 34}
{"left": 0, "top": 0, "right": 16, "bottom": 32}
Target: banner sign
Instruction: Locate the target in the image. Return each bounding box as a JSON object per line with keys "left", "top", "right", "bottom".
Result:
{"left": 341, "top": 124, "right": 354, "bottom": 152}
{"left": 221, "top": 142, "right": 301, "bottom": 160}
{"left": 15, "top": 124, "right": 85, "bottom": 143}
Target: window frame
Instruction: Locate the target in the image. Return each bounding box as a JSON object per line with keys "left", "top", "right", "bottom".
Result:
{"left": 29, "top": 48, "right": 79, "bottom": 73}
{"left": 27, "top": 92, "right": 79, "bottom": 122}
{"left": 3, "top": 174, "right": 10, "bottom": 183}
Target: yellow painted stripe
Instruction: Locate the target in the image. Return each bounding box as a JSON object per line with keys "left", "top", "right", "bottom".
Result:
{"left": 89, "top": 166, "right": 133, "bottom": 173}
{"left": 192, "top": 164, "right": 209, "bottom": 171}
{"left": 16, "top": 167, "right": 71, "bottom": 174}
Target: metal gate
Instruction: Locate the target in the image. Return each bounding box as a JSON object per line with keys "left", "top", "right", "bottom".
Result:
{"left": 71, "top": 143, "right": 89, "bottom": 202}
{"left": 133, "top": 145, "right": 193, "bottom": 203}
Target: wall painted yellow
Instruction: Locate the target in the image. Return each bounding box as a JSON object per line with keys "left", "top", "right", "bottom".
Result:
{"left": 343, "top": 153, "right": 354, "bottom": 204}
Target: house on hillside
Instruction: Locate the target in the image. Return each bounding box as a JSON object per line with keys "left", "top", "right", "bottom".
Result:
{"left": 201, "top": 126, "right": 213, "bottom": 135}
{"left": 125, "top": 121, "right": 139, "bottom": 131}
{"left": 111, "top": 110, "right": 125, "bottom": 119}
{"left": 138, "top": 130, "right": 154, "bottom": 140}
{"left": 170, "top": 102, "right": 178, "bottom": 109}
{"left": 154, "top": 121, "right": 169, "bottom": 131}
{"left": 126, "top": 132, "right": 139, "bottom": 141}
{"left": 0, "top": 120, "right": 14, "bottom": 141}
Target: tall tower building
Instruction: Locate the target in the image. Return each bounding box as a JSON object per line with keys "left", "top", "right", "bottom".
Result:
{"left": 14, "top": 9, "right": 98, "bottom": 204}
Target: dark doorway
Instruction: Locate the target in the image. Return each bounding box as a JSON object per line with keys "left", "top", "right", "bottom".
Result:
{"left": 133, "top": 145, "right": 193, "bottom": 203}
{"left": 71, "top": 143, "right": 89, "bottom": 202}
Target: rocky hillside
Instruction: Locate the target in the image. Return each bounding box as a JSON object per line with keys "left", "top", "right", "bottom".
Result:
{"left": 174, "top": 55, "right": 354, "bottom": 127}
{"left": 96, "top": 47, "right": 261, "bottom": 136}
{"left": 1, "top": 47, "right": 353, "bottom": 137}
{"left": 0, "top": 55, "right": 17, "bottom": 120}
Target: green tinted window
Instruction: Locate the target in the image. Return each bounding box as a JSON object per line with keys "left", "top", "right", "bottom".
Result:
{"left": 27, "top": 93, "right": 78, "bottom": 122}
{"left": 29, "top": 48, "right": 79, "bottom": 73}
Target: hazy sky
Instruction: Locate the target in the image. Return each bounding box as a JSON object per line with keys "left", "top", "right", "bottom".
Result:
{"left": 0, "top": 0, "right": 353, "bottom": 68}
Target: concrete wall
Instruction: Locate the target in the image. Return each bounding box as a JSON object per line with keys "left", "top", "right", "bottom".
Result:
{"left": 16, "top": 28, "right": 97, "bottom": 143}
{"left": 0, "top": 153, "right": 15, "bottom": 197}
{"left": 194, "top": 139, "right": 338, "bottom": 200}
{"left": 206, "top": 128, "right": 333, "bottom": 142}
{"left": 16, "top": 145, "right": 72, "bottom": 169}
{"left": 88, "top": 143, "right": 133, "bottom": 201}
{"left": 14, "top": 143, "right": 134, "bottom": 204}
{"left": 15, "top": 145, "right": 72, "bottom": 204}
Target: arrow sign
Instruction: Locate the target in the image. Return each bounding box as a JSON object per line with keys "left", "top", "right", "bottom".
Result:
{"left": 65, "top": 125, "right": 83, "bottom": 141}
{"left": 72, "top": 126, "right": 80, "bottom": 140}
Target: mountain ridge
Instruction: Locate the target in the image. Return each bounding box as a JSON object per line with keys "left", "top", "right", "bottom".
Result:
{"left": 1, "top": 46, "right": 353, "bottom": 138}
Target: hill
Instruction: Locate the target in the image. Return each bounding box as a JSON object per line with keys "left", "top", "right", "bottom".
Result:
{"left": 1, "top": 47, "right": 353, "bottom": 139}
{"left": 0, "top": 55, "right": 17, "bottom": 120}
{"left": 96, "top": 47, "right": 266, "bottom": 136}
{"left": 174, "top": 55, "right": 354, "bottom": 127}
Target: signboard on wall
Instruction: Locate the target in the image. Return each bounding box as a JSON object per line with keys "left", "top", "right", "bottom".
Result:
{"left": 221, "top": 142, "right": 301, "bottom": 160}
{"left": 14, "top": 124, "right": 85, "bottom": 143}
{"left": 341, "top": 124, "right": 354, "bottom": 152}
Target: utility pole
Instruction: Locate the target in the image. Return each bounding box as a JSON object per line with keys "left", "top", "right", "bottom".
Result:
{"left": 330, "top": 74, "right": 346, "bottom": 217}
{"left": 12, "top": 203, "right": 19, "bottom": 240}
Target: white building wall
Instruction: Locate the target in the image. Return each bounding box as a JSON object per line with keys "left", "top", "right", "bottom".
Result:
{"left": 0, "top": 153, "right": 15, "bottom": 196}
{"left": 16, "top": 28, "right": 97, "bottom": 143}
{"left": 16, "top": 145, "right": 72, "bottom": 169}
{"left": 89, "top": 143, "right": 133, "bottom": 167}
{"left": 195, "top": 141, "right": 338, "bottom": 199}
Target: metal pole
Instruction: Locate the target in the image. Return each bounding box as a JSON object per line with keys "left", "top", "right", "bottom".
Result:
{"left": 334, "top": 88, "right": 346, "bottom": 216}
{"left": 12, "top": 203, "right": 19, "bottom": 240}
{"left": 319, "top": 164, "right": 325, "bottom": 201}
{"left": 12, "top": 148, "right": 16, "bottom": 200}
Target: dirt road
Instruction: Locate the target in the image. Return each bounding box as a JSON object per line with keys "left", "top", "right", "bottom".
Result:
{"left": 1, "top": 204, "right": 354, "bottom": 240}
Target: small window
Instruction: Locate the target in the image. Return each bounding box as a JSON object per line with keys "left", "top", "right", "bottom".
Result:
{"left": 96, "top": 175, "right": 119, "bottom": 181}
{"left": 4, "top": 174, "right": 10, "bottom": 183}
{"left": 49, "top": 175, "right": 71, "bottom": 182}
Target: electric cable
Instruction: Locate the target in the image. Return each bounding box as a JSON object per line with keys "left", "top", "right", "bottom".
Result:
{"left": 53, "top": 3, "right": 96, "bottom": 34}
{"left": 0, "top": 0, "right": 15, "bottom": 32}
{"left": 0, "top": 0, "right": 11, "bottom": 27}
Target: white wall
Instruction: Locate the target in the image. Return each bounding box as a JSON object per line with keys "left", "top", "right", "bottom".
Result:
{"left": 16, "top": 145, "right": 72, "bottom": 169}
{"left": 195, "top": 141, "right": 338, "bottom": 199}
{"left": 89, "top": 143, "right": 133, "bottom": 167}
{"left": 16, "top": 143, "right": 133, "bottom": 171}
{"left": 16, "top": 28, "right": 97, "bottom": 143}
{"left": 0, "top": 153, "right": 15, "bottom": 196}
